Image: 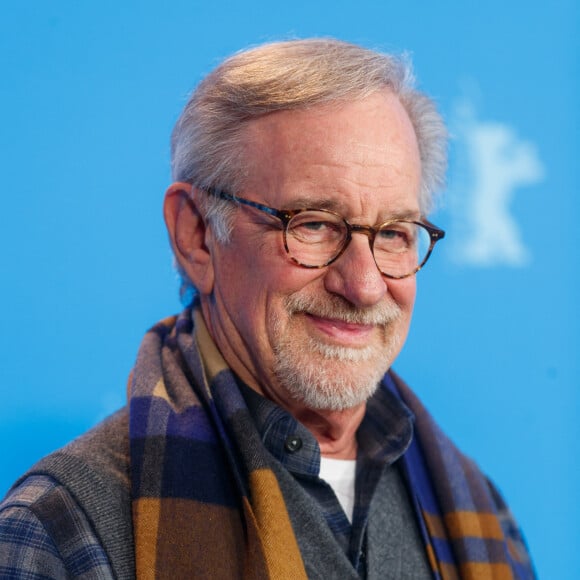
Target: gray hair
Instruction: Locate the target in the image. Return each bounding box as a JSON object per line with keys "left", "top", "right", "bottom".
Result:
{"left": 170, "top": 38, "right": 447, "bottom": 299}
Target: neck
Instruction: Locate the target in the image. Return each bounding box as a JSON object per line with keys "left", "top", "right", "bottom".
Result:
{"left": 293, "top": 404, "right": 365, "bottom": 459}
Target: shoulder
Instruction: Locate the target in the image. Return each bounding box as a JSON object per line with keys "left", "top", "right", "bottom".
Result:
{"left": 0, "top": 408, "right": 133, "bottom": 579}
{"left": 21, "top": 407, "right": 130, "bottom": 495}
{"left": 0, "top": 474, "right": 113, "bottom": 578}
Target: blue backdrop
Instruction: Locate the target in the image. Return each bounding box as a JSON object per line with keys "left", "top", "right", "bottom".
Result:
{"left": 1, "top": 2, "right": 578, "bottom": 578}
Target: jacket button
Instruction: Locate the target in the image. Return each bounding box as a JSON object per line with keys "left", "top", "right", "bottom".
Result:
{"left": 284, "top": 436, "right": 303, "bottom": 453}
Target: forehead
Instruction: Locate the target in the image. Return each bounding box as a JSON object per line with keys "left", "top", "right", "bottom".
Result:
{"left": 239, "top": 92, "right": 422, "bottom": 217}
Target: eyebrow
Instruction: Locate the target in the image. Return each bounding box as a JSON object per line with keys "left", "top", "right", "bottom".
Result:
{"left": 281, "top": 195, "right": 422, "bottom": 222}
{"left": 282, "top": 195, "right": 340, "bottom": 210}
{"left": 382, "top": 209, "right": 423, "bottom": 221}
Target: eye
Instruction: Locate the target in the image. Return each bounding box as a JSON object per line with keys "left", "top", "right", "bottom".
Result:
{"left": 378, "top": 228, "right": 403, "bottom": 240}
{"left": 288, "top": 212, "right": 344, "bottom": 243}
{"left": 375, "top": 223, "right": 415, "bottom": 251}
{"left": 300, "top": 220, "right": 329, "bottom": 232}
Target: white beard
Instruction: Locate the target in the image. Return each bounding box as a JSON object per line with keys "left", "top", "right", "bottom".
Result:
{"left": 272, "top": 293, "right": 403, "bottom": 411}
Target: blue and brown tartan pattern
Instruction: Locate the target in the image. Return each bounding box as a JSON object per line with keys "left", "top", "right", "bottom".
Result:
{"left": 129, "top": 311, "right": 307, "bottom": 579}
{"left": 129, "top": 308, "right": 535, "bottom": 579}
{"left": 392, "top": 374, "right": 535, "bottom": 579}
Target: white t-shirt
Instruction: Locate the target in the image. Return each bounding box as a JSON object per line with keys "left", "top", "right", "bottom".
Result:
{"left": 319, "top": 456, "right": 357, "bottom": 523}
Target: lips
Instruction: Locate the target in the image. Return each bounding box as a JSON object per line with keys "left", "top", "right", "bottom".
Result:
{"left": 304, "top": 312, "right": 376, "bottom": 346}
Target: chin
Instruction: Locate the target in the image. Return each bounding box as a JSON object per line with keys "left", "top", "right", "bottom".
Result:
{"left": 273, "top": 334, "right": 400, "bottom": 411}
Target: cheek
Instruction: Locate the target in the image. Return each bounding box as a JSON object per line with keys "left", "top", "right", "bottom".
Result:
{"left": 262, "top": 269, "right": 329, "bottom": 330}
{"left": 389, "top": 278, "right": 416, "bottom": 314}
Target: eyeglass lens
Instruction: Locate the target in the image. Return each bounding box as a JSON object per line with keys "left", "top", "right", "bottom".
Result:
{"left": 285, "top": 211, "right": 431, "bottom": 277}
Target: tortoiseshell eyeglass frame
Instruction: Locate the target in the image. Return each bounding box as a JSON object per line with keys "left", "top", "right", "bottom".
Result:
{"left": 204, "top": 188, "right": 446, "bottom": 279}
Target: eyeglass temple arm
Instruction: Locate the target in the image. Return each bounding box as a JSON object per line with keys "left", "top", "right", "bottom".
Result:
{"left": 206, "top": 188, "right": 289, "bottom": 221}
{"left": 421, "top": 219, "right": 446, "bottom": 241}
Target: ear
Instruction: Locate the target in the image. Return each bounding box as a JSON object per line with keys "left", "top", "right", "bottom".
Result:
{"left": 163, "top": 182, "right": 215, "bottom": 295}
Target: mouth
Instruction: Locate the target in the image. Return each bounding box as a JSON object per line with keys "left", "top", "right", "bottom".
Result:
{"left": 304, "top": 312, "right": 377, "bottom": 347}
{"left": 282, "top": 293, "right": 402, "bottom": 350}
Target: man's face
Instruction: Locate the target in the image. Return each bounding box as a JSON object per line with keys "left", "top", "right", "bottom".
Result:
{"left": 200, "top": 91, "right": 422, "bottom": 413}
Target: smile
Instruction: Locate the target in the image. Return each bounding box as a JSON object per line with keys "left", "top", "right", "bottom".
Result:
{"left": 304, "top": 313, "right": 377, "bottom": 346}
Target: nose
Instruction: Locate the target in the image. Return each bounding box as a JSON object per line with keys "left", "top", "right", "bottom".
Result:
{"left": 323, "top": 232, "right": 388, "bottom": 307}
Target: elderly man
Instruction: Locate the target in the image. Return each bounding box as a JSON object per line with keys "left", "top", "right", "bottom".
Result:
{"left": 0, "top": 39, "right": 534, "bottom": 579}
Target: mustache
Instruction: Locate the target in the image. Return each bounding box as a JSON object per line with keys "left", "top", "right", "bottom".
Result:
{"left": 284, "top": 294, "right": 401, "bottom": 326}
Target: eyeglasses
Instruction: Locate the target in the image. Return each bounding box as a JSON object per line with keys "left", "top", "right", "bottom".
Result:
{"left": 206, "top": 189, "right": 445, "bottom": 279}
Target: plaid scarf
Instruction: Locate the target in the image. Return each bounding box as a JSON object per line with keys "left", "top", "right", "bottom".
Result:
{"left": 129, "top": 308, "right": 534, "bottom": 579}
{"left": 391, "top": 375, "right": 535, "bottom": 579}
